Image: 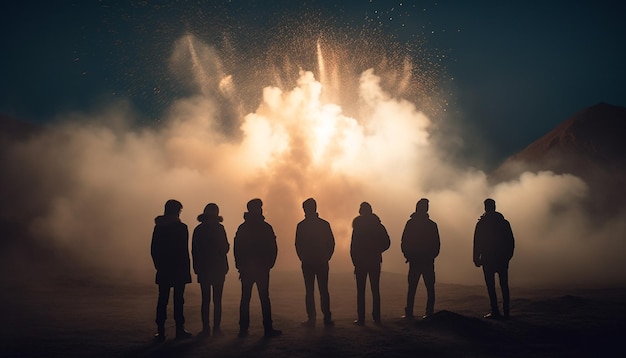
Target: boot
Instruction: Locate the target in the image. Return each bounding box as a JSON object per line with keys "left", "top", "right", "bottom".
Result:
{"left": 401, "top": 307, "right": 414, "bottom": 320}
{"left": 237, "top": 328, "right": 249, "bottom": 338}
{"left": 154, "top": 324, "right": 166, "bottom": 342}
{"left": 503, "top": 304, "right": 510, "bottom": 320}
{"left": 197, "top": 327, "right": 211, "bottom": 339}
{"left": 264, "top": 327, "right": 282, "bottom": 337}
{"left": 212, "top": 326, "right": 223, "bottom": 337}
{"left": 175, "top": 326, "right": 192, "bottom": 340}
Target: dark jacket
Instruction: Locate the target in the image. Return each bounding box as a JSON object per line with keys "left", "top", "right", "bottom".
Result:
{"left": 151, "top": 215, "right": 192, "bottom": 286}
{"left": 350, "top": 213, "right": 391, "bottom": 267}
{"left": 295, "top": 213, "right": 335, "bottom": 264}
{"left": 473, "top": 211, "right": 515, "bottom": 268}
{"left": 401, "top": 212, "right": 440, "bottom": 264}
{"left": 191, "top": 218, "right": 230, "bottom": 283}
{"left": 234, "top": 212, "right": 278, "bottom": 275}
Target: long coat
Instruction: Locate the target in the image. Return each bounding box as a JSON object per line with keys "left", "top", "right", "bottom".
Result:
{"left": 151, "top": 215, "right": 192, "bottom": 286}
{"left": 350, "top": 213, "right": 390, "bottom": 268}
{"left": 401, "top": 212, "right": 440, "bottom": 264}
{"left": 191, "top": 218, "right": 230, "bottom": 283}
{"left": 233, "top": 212, "right": 278, "bottom": 275}
{"left": 473, "top": 211, "right": 515, "bottom": 268}
{"left": 295, "top": 213, "right": 335, "bottom": 265}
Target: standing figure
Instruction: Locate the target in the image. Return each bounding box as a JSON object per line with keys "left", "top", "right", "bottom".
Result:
{"left": 350, "top": 202, "right": 391, "bottom": 325}
{"left": 473, "top": 198, "right": 515, "bottom": 319}
{"left": 151, "top": 199, "right": 192, "bottom": 341}
{"left": 192, "top": 203, "right": 230, "bottom": 337}
{"left": 295, "top": 198, "right": 336, "bottom": 327}
{"left": 234, "top": 198, "right": 282, "bottom": 337}
{"left": 401, "top": 198, "right": 440, "bottom": 320}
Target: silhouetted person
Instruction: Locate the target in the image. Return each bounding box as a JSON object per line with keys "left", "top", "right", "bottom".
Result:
{"left": 295, "top": 198, "right": 336, "bottom": 327}
{"left": 192, "top": 203, "right": 229, "bottom": 337}
{"left": 350, "top": 202, "right": 390, "bottom": 325}
{"left": 234, "top": 198, "right": 282, "bottom": 338}
{"left": 401, "top": 198, "right": 440, "bottom": 320}
{"left": 473, "top": 198, "right": 515, "bottom": 319}
{"left": 151, "top": 199, "right": 192, "bottom": 341}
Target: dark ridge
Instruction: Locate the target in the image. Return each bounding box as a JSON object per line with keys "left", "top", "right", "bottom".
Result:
{"left": 491, "top": 103, "right": 626, "bottom": 216}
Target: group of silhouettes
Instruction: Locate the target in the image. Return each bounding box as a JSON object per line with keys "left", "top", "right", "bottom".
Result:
{"left": 150, "top": 197, "right": 515, "bottom": 341}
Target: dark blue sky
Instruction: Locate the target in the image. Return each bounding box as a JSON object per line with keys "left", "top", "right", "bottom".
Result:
{"left": 1, "top": 0, "right": 624, "bottom": 167}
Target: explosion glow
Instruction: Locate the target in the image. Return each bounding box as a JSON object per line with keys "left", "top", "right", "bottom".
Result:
{"left": 2, "top": 27, "right": 625, "bottom": 287}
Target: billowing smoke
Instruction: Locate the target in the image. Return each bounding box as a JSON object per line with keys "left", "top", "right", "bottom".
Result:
{"left": 1, "top": 33, "right": 624, "bottom": 287}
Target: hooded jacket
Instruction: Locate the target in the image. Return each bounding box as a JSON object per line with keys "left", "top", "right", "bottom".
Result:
{"left": 295, "top": 212, "right": 335, "bottom": 264}
{"left": 473, "top": 211, "right": 515, "bottom": 268}
{"left": 233, "top": 212, "right": 278, "bottom": 274}
{"left": 191, "top": 217, "right": 230, "bottom": 282}
{"left": 350, "top": 213, "right": 390, "bottom": 267}
{"left": 401, "top": 211, "right": 440, "bottom": 264}
{"left": 151, "top": 215, "right": 192, "bottom": 286}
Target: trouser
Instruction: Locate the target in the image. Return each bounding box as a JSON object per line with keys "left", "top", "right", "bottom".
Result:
{"left": 302, "top": 261, "right": 332, "bottom": 322}
{"left": 405, "top": 261, "right": 435, "bottom": 316}
{"left": 355, "top": 263, "right": 381, "bottom": 322}
{"left": 483, "top": 265, "right": 510, "bottom": 316}
{"left": 200, "top": 277, "right": 225, "bottom": 331}
{"left": 156, "top": 284, "right": 186, "bottom": 327}
{"left": 239, "top": 269, "right": 273, "bottom": 330}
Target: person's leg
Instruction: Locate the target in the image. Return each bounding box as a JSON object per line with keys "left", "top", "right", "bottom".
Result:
{"left": 317, "top": 262, "right": 332, "bottom": 325}
{"left": 424, "top": 263, "right": 436, "bottom": 317}
{"left": 213, "top": 278, "right": 225, "bottom": 333}
{"left": 498, "top": 268, "right": 510, "bottom": 318}
{"left": 404, "top": 263, "right": 419, "bottom": 318}
{"left": 200, "top": 282, "right": 211, "bottom": 333}
{"left": 483, "top": 266, "right": 500, "bottom": 317}
{"left": 370, "top": 264, "right": 382, "bottom": 323}
{"left": 257, "top": 270, "right": 281, "bottom": 336}
{"left": 239, "top": 276, "right": 253, "bottom": 336}
{"left": 174, "top": 285, "right": 191, "bottom": 338}
{"left": 354, "top": 267, "right": 367, "bottom": 324}
{"left": 302, "top": 263, "right": 317, "bottom": 322}
{"left": 173, "top": 285, "right": 185, "bottom": 325}
{"left": 155, "top": 285, "right": 170, "bottom": 340}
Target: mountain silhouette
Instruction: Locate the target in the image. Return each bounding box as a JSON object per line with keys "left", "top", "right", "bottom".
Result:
{"left": 492, "top": 102, "right": 626, "bottom": 215}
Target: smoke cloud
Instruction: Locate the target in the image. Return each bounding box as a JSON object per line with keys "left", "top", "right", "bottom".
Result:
{"left": 1, "top": 34, "right": 624, "bottom": 287}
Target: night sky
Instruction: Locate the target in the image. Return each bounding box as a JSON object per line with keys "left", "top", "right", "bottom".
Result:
{"left": 1, "top": 0, "right": 625, "bottom": 168}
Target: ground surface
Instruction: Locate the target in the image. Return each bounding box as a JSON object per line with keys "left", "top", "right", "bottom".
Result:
{"left": 2, "top": 271, "right": 625, "bottom": 358}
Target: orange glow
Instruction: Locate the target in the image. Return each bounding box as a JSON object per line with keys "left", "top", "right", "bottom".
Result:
{"left": 5, "top": 33, "right": 624, "bottom": 288}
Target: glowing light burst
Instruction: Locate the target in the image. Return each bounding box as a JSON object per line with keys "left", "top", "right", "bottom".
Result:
{"left": 174, "top": 33, "right": 433, "bottom": 195}
{"left": 3, "top": 5, "right": 624, "bottom": 287}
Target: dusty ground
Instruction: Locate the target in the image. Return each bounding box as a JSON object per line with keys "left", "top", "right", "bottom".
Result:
{"left": 1, "top": 271, "right": 625, "bottom": 358}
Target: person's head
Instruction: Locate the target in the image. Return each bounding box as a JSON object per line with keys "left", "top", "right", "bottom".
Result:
{"left": 164, "top": 199, "right": 182, "bottom": 216}
{"left": 416, "top": 198, "right": 429, "bottom": 213}
{"left": 302, "top": 198, "right": 317, "bottom": 215}
{"left": 359, "top": 202, "right": 372, "bottom": 215}
{"left": 484, "top": 198, "right": 496, "bottom": 213}
{"left": 247, "top": 198, "right": 263, "bottom": 214}
{"left": 204, "top": 203, "right": 220, "bottom": 216}
{"left": 198, "top": 203, "right": 220, "bottom": 222}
